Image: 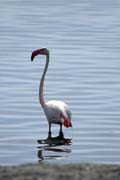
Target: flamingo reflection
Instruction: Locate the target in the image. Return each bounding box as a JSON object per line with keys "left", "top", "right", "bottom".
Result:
{"left": 37, "top": 134, "right": 72, "bottom": 161}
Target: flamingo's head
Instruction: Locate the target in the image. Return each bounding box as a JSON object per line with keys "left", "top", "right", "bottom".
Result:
{"left": 31, "top": 48, "right": 49, "bottom": 61}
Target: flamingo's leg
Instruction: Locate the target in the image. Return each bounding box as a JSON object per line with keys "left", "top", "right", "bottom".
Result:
{"left": 59, "top": 124, "right": 64, "bottom": 138}
{"left": 48, "top": 123, "right": 52, "bottom": 138}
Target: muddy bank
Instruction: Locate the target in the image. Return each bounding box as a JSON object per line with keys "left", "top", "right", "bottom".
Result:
{"left": 0, "top": 163, "right": 120, "bottom": 180}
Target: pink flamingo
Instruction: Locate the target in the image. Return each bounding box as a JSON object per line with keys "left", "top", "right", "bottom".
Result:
{"left": 31, "top": 48, "right": 72, "bottom": 138}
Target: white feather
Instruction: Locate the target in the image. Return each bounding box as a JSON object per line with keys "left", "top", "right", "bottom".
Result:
{"left": 44, "top": 100, "right": 72, "bottom": 124}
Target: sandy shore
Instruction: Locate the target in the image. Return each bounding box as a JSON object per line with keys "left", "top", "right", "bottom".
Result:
{"left": 0, "top": 163, "right": 120, "bottom": 180}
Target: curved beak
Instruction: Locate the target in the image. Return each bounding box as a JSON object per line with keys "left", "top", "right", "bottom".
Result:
{"left": 31, "top": 49, "right": 42, "bottom": 61}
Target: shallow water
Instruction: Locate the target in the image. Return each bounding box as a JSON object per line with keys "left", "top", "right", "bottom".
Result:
{"left": 0, "top": 0, "right": 120, "bottom": 165}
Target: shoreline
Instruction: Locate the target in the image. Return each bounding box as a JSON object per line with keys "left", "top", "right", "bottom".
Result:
{"left": 0, "top": 163, "right": 120, "bottom": 180}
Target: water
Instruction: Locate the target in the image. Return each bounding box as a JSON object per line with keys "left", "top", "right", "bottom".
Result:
{"left": 0, "top": 0, "right": 120, "bottom": 165}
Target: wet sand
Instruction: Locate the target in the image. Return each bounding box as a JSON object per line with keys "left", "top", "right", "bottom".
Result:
{"left": 0, "top": 163, "right": 120, "bottom": 180}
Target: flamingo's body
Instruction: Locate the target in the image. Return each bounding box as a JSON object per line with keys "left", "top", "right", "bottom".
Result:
{"left": 31, "top": 48, "right": 72, "bottom": 137}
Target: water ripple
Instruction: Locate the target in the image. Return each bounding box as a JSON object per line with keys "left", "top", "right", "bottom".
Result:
{"left": 0, "top": 0, "right": 120, "bottom": 165}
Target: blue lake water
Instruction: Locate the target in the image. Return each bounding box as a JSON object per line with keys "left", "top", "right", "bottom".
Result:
{"left": 0, "top": 0, "right": 120, "bottom": 165}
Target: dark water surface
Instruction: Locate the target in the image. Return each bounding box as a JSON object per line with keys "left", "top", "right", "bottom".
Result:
{"left": 0, "top": 0, "right": 120, "bottom": 165}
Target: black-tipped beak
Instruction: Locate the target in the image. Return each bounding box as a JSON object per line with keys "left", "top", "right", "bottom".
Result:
{"left": 31, "top": 53, "right": 34, "bottom": 61}
{"left": 31, "top": 49, "right": 41, "bottom": 62}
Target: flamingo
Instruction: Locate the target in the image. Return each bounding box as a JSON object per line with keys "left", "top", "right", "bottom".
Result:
{"left": 31, "top": 48, "right": 72, "bottom": 138}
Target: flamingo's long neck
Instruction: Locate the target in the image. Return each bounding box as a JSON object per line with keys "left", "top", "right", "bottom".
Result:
{"left": 39, "top": 54, "right": 49, "bottom": 108}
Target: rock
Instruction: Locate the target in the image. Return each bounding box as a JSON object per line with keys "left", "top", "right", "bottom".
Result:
{"left": 0, "top": 163, "right": 120, "bottom": 180}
